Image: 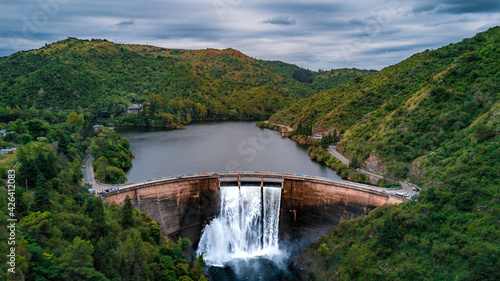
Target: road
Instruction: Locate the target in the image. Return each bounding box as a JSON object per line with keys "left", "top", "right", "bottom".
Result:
{"left": 263, "top": 120, "right": 294, "bottom": 132}
{"left": 81, "top": 154, "right": 94, "bottom": 185}
{"left": 82, "top": 154, "right": 141, "bottom": 193}
{"left": 328, "top": 146, "right": 351, "bottom": 166}
{"left": 327, "top": 146, "right": 415, "bottom": 196}
{"left": 81, "top": 154, "right": 112, "bottom": 192}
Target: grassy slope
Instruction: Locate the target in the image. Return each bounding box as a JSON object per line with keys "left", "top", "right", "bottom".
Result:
{"left": 283, "top": 27, "right": 500, "bottom": 280}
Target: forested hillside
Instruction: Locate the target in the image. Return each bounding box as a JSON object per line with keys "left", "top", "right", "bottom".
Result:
{"left": 0, "top": 38, "right": 372, "bottom": 128}
{"left": 0, "top": 115, "right": 207, "bottom": 280}
{"left": 275, "top": 27, "right": 500, "bottom": 279}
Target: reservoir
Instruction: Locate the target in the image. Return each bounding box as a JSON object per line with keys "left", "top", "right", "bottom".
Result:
{"left": 115, "top": 121, "right": 340, "bottom": 182}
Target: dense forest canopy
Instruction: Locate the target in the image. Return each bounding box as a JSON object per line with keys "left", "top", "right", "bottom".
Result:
{"left": 0, "top": 115, "right": 208, "bottom": 280}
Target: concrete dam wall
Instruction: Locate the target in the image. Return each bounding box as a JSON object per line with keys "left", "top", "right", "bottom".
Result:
{"left": 102, "top": 172, "right": 404, "bottom": 245}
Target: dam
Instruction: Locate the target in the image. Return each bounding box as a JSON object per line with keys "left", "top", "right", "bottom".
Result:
{"left": 105, "top": 123, "right": 407, "bottom": 279}
{"left": 102, "top": 171, "right": 405, "bottom": 246}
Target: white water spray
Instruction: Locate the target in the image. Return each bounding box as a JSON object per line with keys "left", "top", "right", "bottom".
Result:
{"left": 197, "top": 186, "right": 285, "bottom": 267}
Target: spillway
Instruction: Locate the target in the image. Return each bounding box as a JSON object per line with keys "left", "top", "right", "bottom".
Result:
{"left": 196, "top": 186, "right": 285, "bottom": 267}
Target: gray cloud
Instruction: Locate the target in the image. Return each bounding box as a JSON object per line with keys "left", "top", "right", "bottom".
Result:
{"left": 0, "top": 0, "right": 499, "bottom": 70}
{"left": 262, "top": 16, "right": 296, "bottom": 25}
{"left": 261, "top": 2, "right": 345, "bottom": 15}
{"left": 116, "top": 20, "right": 134, "bottom": 28}
{"left": 353, "top": 28, "right": 402, "bottom": 37}
{"left": 413, "top": 0, "right": 500, "bottom": 14}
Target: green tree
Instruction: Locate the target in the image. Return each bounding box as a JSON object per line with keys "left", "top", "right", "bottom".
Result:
{"left": 17, "top": 142, "right": 59, "bottom": 188}
{"left": 89, "top": 127, "right": 133, "bottom": 169}
{"left": 25, "top": 241, "right": 61, "bottom": 281}
{"left": 85, "top": 197, "right": 109, "bottom": 240}
{"left": 26, "top": 119, "right": 46, "bottom": 138}
{"left": 9, "top": 118, "right": 26, "bottom": 134}
{"left": 67, "top": 111, "right": 85, "bottom": 127}
{"left": 119, "top": 230, "right": 149, "bottom": 280}
{"left": 93, "top": 236, "right": 120, "bottom": 279}
{"left": 20, "top": 133, "right": 33, "bottom": 144}
{"left": 59, "top": 237, "right": 107, "bottom": 280}
{"left": 149, "top": 221, "right": 161, "bottom": 244}
{"left": 349, "top": 157, "right": 360, "bottom": 170}
{"left": 18, "top": 211, "right": 55, "bottom": 248}
{"left": 105, "top": 166, "right": 127, "bottom": 184}
{"left": 31, "top": 175, "right": 51, "bottom": 213}
{"left": 57, "top": 132, "right": 70, "bottom": 156}
{"left": 191, "top": 253, "right": 205, "bottom": 280}
{"left": 121, "top": 195, "right": 134, "bottom": 228}
{"left": 93, "top": 156, "right": 108, "bottom": 183}
{"left": 384, "top": 162, "right": 408, "bottom": 185}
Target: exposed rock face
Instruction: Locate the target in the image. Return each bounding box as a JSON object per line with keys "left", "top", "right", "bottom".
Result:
{"left": 312, "top": 124, "right": 324, "bottom": 135}
{"left": 363, "top": 153, "right": 387, "bottom": 175}
{"left": 311, "top": 124, "right": 341, "bottom": 136}
{"left": 366, "top": 174, "right": 381, "bottom": 186}
{"left": 408, "top": 156, "right": 427, "bottom": 185}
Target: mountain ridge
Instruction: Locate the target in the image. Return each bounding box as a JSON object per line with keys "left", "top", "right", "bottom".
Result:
{"left": 0, "top": 38, "right": 374, "bottom": 128}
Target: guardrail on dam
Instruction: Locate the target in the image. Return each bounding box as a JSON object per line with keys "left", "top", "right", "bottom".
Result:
{"left": 101, "top": 172, "right": 406, "bottom": 244}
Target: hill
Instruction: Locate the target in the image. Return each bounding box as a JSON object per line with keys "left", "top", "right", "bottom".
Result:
{"left": 0, "top": 38, "right": 373, "bottom": 127}
{"left": 0, "top": 117, "right": 208, "bottom": 280}
{"left": 275, "top": 27, "right": 500, "bottom": 279}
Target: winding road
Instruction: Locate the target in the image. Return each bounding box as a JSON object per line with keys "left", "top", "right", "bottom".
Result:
{"left": 327, "top": 145, "right": 415, "bottom": 196}
{"left": 81, "top": 154, "right": 124, "bottom": 192}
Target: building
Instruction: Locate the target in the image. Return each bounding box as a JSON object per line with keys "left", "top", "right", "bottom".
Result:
{"left": 0, "top": 130, "right": 12, "bottom": 136}
{"left": 281, "top": 128, "right": 289, "bottom": 137}
{"left": 93, "top": 124, "right": 104, "bottom": 131}
{"left": 0, "top": 147, "right": 16, "bottom": 155}
{"left": 37, "top": 137, "right": 47, "bottom": 141}
{"left": 127, "top": 104, "right": 143, "bottom": 114}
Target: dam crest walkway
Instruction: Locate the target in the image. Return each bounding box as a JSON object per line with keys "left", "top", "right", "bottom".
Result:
{"left": 94, "top": 170, "right": 410, "bottom": 201}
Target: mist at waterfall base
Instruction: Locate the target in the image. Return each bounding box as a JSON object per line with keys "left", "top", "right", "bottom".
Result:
{"left": 197, "top": 186, "right": 294, "bottom": 280}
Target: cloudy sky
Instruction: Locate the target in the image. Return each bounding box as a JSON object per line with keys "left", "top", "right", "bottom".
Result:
{"left": 1, "top": 0, "right": 500, "bottom": 70}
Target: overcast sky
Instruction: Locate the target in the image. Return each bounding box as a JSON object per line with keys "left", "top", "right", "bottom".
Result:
{"left": 1, "top": 0, "right": 500, "bottom": 70}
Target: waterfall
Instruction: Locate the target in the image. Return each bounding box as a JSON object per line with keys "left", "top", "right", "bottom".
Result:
{"left": 197, "top": 186, "right": 284, "bottom": 267}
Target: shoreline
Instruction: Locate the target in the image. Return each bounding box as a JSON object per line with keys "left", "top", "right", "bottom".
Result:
{"left": 256, "top": 121, "right": 417, "bottom": 198}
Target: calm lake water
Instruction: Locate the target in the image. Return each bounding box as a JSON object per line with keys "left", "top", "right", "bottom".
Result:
{"left": 115, "top": 121, "right": 340, "bottom": 183}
